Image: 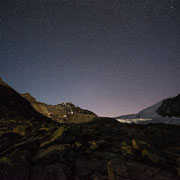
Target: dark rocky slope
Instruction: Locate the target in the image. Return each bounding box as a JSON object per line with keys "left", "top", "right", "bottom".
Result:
{"left": 0, "top": 78, "right": 180, "bottom": 180}
{"left": 0, "top": 78, "right": 46, "bottom": 120}
{"left": 157, "top": 94, "right": 180, "bottom": 117}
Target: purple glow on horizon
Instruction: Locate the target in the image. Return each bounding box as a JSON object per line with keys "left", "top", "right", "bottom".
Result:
{"left": 0, "top": 0, "right": 180, "bottom": 117}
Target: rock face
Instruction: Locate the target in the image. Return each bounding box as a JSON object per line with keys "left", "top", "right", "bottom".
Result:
{"left": 21, "top": 93, "right": 97, "bottom": 124}
{"left": 0, "top": 78, "right": 45, "bottom": 120}
{"left": 0, "top": 78, "right": 180, "bottom": 180}
{"left": 157, "top": 94, "right": 180, "bottom": 117}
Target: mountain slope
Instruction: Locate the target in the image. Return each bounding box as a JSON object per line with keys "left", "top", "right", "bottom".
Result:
{"left": 116, "top": 95, "right": 180, "bottom": 124}
{"left": 21, "top": 93, "right": 97, "bottom": 124}
{"left": 0, "top": 78, "right": 45, "bottom": 120}
{"left": 137, "top": 100, "right": 165, "bottom": 118}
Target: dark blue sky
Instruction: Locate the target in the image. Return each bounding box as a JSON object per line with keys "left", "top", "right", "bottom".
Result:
{"left": 0, "top": 0, "right": 180, "bottom": 116}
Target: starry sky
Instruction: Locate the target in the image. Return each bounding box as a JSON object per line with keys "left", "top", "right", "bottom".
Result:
{"left": 0, "top": 0, "right": 180, "bottom": 117}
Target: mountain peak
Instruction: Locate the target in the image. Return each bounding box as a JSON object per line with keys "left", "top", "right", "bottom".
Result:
{"left": 20, "top": 93, "right": 97, "bottom": 123}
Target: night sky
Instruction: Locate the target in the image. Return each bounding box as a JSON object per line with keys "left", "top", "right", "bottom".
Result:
{"left": 0, "top": 0, "right": 180, "bottom": 117}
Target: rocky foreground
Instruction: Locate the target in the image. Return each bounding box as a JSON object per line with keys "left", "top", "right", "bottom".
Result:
{"left": 0, "top": 78, "right": 180, "bottom": 180}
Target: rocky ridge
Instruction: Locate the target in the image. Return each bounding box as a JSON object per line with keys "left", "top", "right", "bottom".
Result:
{"left": 21, "top": 93, "right": 97, "bottom": 124}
